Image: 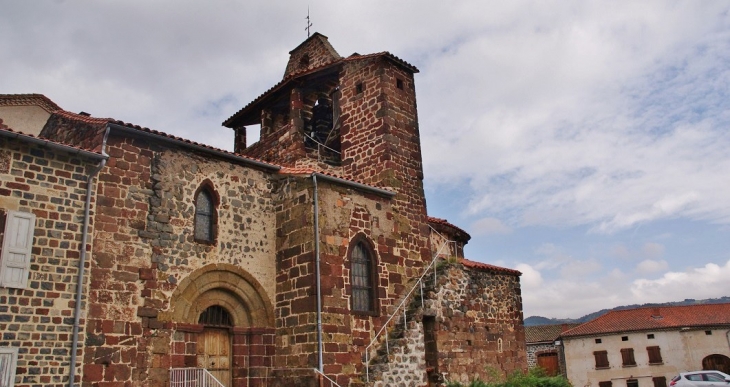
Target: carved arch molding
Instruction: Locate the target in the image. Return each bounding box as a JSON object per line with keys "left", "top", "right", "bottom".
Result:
{"left": 162, "top": 263, "right": 275, "bottom": 328}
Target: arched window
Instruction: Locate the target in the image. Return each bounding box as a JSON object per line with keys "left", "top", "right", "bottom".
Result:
{"left": 350, "top": 240, "right": 377, "bottom": 314}
{"left": 194, "top": 184, "right": 217, "bottom": 243}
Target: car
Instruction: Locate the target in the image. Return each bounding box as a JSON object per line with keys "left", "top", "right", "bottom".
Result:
{"left": 670, "top": 371, "right": 730, "bottom": 387}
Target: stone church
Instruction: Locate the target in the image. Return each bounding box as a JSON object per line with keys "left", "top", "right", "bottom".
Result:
{"left": 0, "top": 33, "right": 526, "bottom": 387}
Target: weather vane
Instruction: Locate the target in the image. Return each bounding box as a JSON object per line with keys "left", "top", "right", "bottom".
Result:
{"left": 305, "top": 7, "right": 313, "bottom": 38}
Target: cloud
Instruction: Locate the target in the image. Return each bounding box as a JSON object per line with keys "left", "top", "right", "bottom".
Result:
{"left": 470, "top": 217, "right": 512, "bottom": 235}
{"left": 642, "top": 242, "right": 665, "bottom": 258}
{"left": 631, "top": 260, "right": 730, "bottom": 302}
{"left": 636, "top": 259, "right": 669, "bottom": 274}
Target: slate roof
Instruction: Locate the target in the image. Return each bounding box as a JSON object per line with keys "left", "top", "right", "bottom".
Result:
{"left": 459, "top": 258, "right": 521, "bottom": 276}
{"left": 561, "top": 303, "right": 730, "bottom": 338}
{"left": 428, "top": 216, "right": 471, "bottom": 242}
{"left": 525, "top": 324, "right": 580, "bottom": 344}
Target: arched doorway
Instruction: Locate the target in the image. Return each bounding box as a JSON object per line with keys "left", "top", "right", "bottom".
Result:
{"left": 164, "top": 264, "right": 275, "bottom": 387}
{"left": 702, "top": 354, "right": 730, "bottom": 374}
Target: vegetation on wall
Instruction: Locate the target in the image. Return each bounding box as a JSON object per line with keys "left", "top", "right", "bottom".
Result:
{"left": 445, "top": 367, "right": 572, "bottom": 387}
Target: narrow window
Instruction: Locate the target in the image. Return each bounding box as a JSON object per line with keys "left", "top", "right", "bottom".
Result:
{"left": 0, "top": 347, "right": 18, "bottom": 387}
{"left": 647, "top": 334, "right": 655, "bottom": 339}
{"left": 595, "top": 338, "right": 602, "bottom": 344}
{"left": 599, "top": 382, "right": 613, "bottom": 387}
{"left": 497, "top": 338, "right": 503, "bottom": 353}
{"left": 621, "top": 336, "right": 628, "bottom": 341}
{"left": 621, "top": 348, "right": 636, "bottom": 366}
{"left": 396, "top": 78, "right": 404, "bottom": 90}
{"left": 351, "top": 241, "right": 376, "bottom": 313}
{"left": 299, "top": 54, "right": 310, "bottom": 69}
{"left": 194, "top": 183, "right": 218, "bottom": 244}
{"left": 653, "top": 377, "right": 667, "bottom": 387}
{"left": 594, "top": 350, "right": 609, "bottom": 369}
{"left": 356, "top": 82, "right": 364, "bottom": 94}
{"left": 647, "top": 346, "right": 663, "bottom": 364}
{"left": 705, "top": 330, "right": 712, "bottom": 335}
{"left": 0, "top": 210, "right": 36, "bottom": 289}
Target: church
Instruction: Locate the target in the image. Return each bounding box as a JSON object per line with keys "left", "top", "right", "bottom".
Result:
{"left": 0, "top": 33, "right": 526, "bottom": 387}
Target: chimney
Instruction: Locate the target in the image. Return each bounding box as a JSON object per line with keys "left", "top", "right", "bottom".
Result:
{"left": 651, "top": 308, "right": 661, "bottom": 318}
{"left": 234, "top": 126, "right": 246, "bottom": 153}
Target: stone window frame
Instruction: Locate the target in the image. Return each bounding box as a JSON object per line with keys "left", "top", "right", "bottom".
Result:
{"left": 193, "top": 179, "right": 220, "bottom": 245}
{"left": 347, "top": 234, "right": 379, "bottom": 316}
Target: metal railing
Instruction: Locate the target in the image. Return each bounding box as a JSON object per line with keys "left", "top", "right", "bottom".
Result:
{"left": 364, "top": 229, "right": 455, "bottom": 383}
{"left": 169, "top": 368, "right": 225, "bottom": 387}
{"left": 313, "top": 368, "right": 343, "bottom": 387}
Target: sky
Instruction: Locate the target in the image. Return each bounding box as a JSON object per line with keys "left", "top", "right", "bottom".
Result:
{"left": 2, "top": 1, "right": 729, "bottom": 319}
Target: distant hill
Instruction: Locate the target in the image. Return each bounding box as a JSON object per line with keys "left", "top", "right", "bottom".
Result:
{"left": 524, "top": 296, "right": 730, "bottom": 326}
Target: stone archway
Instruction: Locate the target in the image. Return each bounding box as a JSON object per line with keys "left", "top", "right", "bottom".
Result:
{"left": 163, "top": 264, "right": 275, "bottom": 387}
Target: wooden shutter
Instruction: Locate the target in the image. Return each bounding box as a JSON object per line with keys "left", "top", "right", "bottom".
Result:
{"left": 0, "top": 211, "right": 36, "bottom": 289}
{"left": 594, "top": 350, "right": 609, "bottom": 368}
{"left": 0, "top": 347, "right": 18, "bottom": 387}
{"left": 621, "top": 348, "right": 636, "bottom": 366}
{"left": 647, "top": 346, "right": 663, "bottom": 364}
{"left": 653, "top": 376, "right": 667, "bottom": 387}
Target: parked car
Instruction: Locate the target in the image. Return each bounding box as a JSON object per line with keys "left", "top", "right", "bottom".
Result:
{"left": 670, "top": 371, "right": 730, "bottom": 387}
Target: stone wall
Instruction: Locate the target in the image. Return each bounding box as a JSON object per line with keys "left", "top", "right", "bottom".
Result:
{"left": 82, "top": 133, "right": 278, "bottom": 387}
{"left": 0, "top": 136, "right": 98, "bottom": 387}
{"left": 431, "top": 263, "right": 526, "bottom": 384}
{"left": 526, "top": 343, "right": 558, "bottom": 369}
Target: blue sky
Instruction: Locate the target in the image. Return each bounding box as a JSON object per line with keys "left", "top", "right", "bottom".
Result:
{"left": 2, "top": 1, "right": 729, "bottom": 318}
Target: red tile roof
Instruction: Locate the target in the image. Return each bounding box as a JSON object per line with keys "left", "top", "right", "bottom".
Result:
{"left": 0, "top": 94, "right": 62, "bottom": 113}
{"left": 526, "top": 324, "right": 581, "bottom": 343}
{"left": 459, "top": 258, "right": 521, "bottom": 276}
{"left": 223, "top": 51, "right": 419, "bottom": 127}
{"left": 280, "top": 166, "right": 394, "bottom": 195}
{"left": 562, "top": 303, "right": 730, "bottom": 338}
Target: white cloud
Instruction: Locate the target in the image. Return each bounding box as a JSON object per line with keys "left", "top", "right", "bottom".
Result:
{"left": 470, "top": 217, "right": 512, "bottom": 235}
{"left": 515, "top": 263, "right": 543, "bottom": 289}
{"left": 636, "top": 259, "right": 669, "bottom": 274}
{"left": 631, "top": 260, "right": 730, "bottom": 302}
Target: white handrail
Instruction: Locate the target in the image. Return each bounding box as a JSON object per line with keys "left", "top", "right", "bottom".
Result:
{"left": 169, "top": 368, "right": 226, "bottom": 387}
{"left": 313, "top": 368, "right": 343, "bottom": 387}
{"left": 364, "top": 231, "right": 455, "bottom": 383}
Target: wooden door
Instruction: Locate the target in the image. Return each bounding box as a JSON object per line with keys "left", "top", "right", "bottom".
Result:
{"left": 537, "top": 352, "right": 559, "bottom": 376}
{"left": 197, "top": 328, "right": 231, "bottom": 386}
{"left": 703, "top": 354, "right": 730, "bottom": 374}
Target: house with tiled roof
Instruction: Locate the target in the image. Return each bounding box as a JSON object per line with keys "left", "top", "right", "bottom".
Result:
{"left": 525, "top": 324, "right": 579, "bottom": 376}
{"left": 0, "top": 33, "right": 526, "bottom": 387}
{"left": 560, "top": 304, "right": 730, "bottom": 387}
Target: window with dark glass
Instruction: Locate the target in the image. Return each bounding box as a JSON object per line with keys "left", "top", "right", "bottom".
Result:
{"left": 621, "top": 348, "right": 636, "bottom": 366}
{"left": 599, "top": 381, "right": 613, "bottom": 387}
{"left": 647, "top": 346, "right": 663, "bottom": 364}
{"left": 653, "top": 376, "right": 667, "bottom": 387}
{"left": 594, "top": 350, "right": 609, "bottom": 369}
{"left": 351, "top": 242, "right": 374, "bottom": 313}
{"left": 627, "top": 379, "right": 638, "bottom": 387}
{"left": 195, "top": 189, "right": 214, "bottom": 242}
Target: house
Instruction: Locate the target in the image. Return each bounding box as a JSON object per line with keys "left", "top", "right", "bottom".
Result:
{"left": 0, "top": 33, "right": 527, "bottom": 387}
{"left": 525, "top": 324, "right": 578, "bottom": 376}
{"left": 560, "top": 304, "right": 730, "bottom": 387}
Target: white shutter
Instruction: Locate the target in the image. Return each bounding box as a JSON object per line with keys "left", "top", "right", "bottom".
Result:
{"left": 0, "top": 347, "right": 18, "bottom": 387}
{"left": 0, "top": 211, "right": 35, "bottom": 289}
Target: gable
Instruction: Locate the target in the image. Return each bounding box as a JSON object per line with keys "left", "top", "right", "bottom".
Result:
{"left": 283, "top": 32, "right": 341, "bottom": 78}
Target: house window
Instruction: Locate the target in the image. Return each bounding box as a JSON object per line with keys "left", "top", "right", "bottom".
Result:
{"left": 194, "top": 183, "right": 217, "bottom": 244}
{"left": 621, "top": 348, "right": 636, "bottom": 366}
{"left": 594, "top": 350, "right": 609, "bottom": 369}
{"left": 653, "top": 376, "right": 667, "bottom": 387}
{"left": 647, "top": 346, "right": 663, "bottom": 364}
{"left": 621, "top": 336, "right": 628, "bottom": 341}
{"left": 0, "top": 347, "right": 18, "bottom": 387}
{"left": 627, "top": 379, "right": 638, "bottom": 387}
{"left": 599, "top": 382, "right": 613, "bottom": 387}
{"left": 647, "top": 334, "right": 654, "bottom": 339}
{"left": 350, "top": 240, "right": 376, "bottom": 314}
{"left": 0, "top": 210, "right": 36, "bottom": 289}
{"left": 705, "top": 330, "right": 712, "bottom": 335}
{"left": 595, "top": 338, "right": 602, "bottom": 344}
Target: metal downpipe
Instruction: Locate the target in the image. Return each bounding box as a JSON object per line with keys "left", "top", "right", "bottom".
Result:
{"left": 312, "top": 174, "right": 324, "bottom": 376}
{"left": 68, "top": 126, "right": 110, "bottom": 387}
